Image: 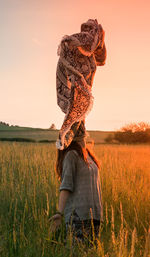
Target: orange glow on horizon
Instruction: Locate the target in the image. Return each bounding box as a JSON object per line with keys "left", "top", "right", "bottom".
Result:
{"left": 1, "top": 0, "right": 150, "bottom": 131}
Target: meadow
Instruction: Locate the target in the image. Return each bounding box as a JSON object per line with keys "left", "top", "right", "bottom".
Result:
{"left": 0, "top": 142, "right": 150, "bottom": 256}
{"left": 0, "top": 127, "right": 113, "bottom": 144}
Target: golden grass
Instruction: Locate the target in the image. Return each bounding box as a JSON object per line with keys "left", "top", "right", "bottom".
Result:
{"left": 0, "top": 142, "right": 149, "bottom": 256}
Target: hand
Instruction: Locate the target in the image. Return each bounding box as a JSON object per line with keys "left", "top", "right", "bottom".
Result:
{"left": 49, "top": 214, "right": 62, "bottom": 232}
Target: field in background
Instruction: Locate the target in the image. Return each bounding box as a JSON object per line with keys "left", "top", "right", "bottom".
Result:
{"left": 0, "top": 142, "right": 150, "bottom": 256}
{"left": 0, "top": 127, "right": 114, "bottom": 143}
{"left": 0, "top": 129, "right": 59, "bottom": 142}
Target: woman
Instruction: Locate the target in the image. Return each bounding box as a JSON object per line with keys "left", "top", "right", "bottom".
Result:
{"left": 50, "top": 19, "right": 106, "bottom": 242}
{"left": 50, "top": 121, "right": 103, "bottom": 242}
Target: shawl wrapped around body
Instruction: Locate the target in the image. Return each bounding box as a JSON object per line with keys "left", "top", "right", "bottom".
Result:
{"left": 56, "top": 19, "right": 106, "bottom": 150}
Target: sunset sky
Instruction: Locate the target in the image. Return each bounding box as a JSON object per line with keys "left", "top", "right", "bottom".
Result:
{"left": 1, "top": 0, "right": 150, "bottom": 131}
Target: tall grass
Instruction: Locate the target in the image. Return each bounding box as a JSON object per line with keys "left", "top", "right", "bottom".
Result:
{"left": 0, "top": 142, "right": 149, "bottom": 256}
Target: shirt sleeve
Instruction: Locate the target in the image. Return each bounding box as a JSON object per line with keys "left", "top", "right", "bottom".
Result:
{"left": 59, "top": 150, "right": 77, "bottom": 192}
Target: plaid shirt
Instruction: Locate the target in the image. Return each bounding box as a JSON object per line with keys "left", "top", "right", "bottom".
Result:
{"left": 60, "top": 150, "right": 103, "bottom": 223}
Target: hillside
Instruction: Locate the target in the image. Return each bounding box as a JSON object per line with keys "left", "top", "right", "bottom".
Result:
{"left": 0, "top": 122, "right": 114, "bottom": 143}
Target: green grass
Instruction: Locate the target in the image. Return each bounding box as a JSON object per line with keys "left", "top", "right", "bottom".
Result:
{"left": 0, "top": 129, "right": 59, "bottom": 142}
{"left": 0, "top": 127, "right": 114, "bottom": 144}
{"left": 0, "top": 142, "right": 150, "bottom": 256}
{"left": 88, "top": 130, "right": 114, "bottom": 144}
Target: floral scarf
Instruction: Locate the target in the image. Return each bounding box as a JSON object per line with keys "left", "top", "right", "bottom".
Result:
{"left": 56, "top": 19, "right": 106, "bottom": 150}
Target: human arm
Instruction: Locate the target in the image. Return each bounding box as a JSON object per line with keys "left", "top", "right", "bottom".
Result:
{"left": 49, "top": 151, "right": 77, "bottom": 231}
{"left": 58, "top": 189, "right": 71, "bottom": 213}
{"left": 49, "top": 190, "right": 71, "bottom": 231}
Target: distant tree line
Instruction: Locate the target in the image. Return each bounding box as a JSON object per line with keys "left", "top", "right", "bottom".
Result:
{"left": 105, "top": 122, "right": 150, "bottom": 144}
{"left": 49, "top": 123, "right": 56, "bottom": 130}
{"left": 0, "top": 121, "right": 20, "bottom": 128}
{"left": 0, "top": 121, "right": 10, "bottom": 126}
{"left": 0, "top": 121, "right": 57, "bottom": 130}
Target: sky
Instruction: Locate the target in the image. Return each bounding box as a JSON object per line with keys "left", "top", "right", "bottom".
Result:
{"left": 0, "top": 0, "right": 150, "bottom": 131}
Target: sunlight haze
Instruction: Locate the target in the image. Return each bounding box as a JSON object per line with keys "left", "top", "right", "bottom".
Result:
{"left": 1, "top": 0, "right": 150, "bottom": 130}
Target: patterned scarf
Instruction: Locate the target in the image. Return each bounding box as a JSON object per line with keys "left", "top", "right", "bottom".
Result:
{"left": 56, "top": 19, "right": 106, "bottom": 150}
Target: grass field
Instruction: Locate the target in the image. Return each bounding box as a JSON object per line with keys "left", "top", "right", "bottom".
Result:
{"left": 0, "top": 128, "right": 113, "bottom": 144}
{"left": 0, "top": 142, "right": 150, "bottom": 256}
{"left": 0, "top": 128, "right": 59, "bottom": 142}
